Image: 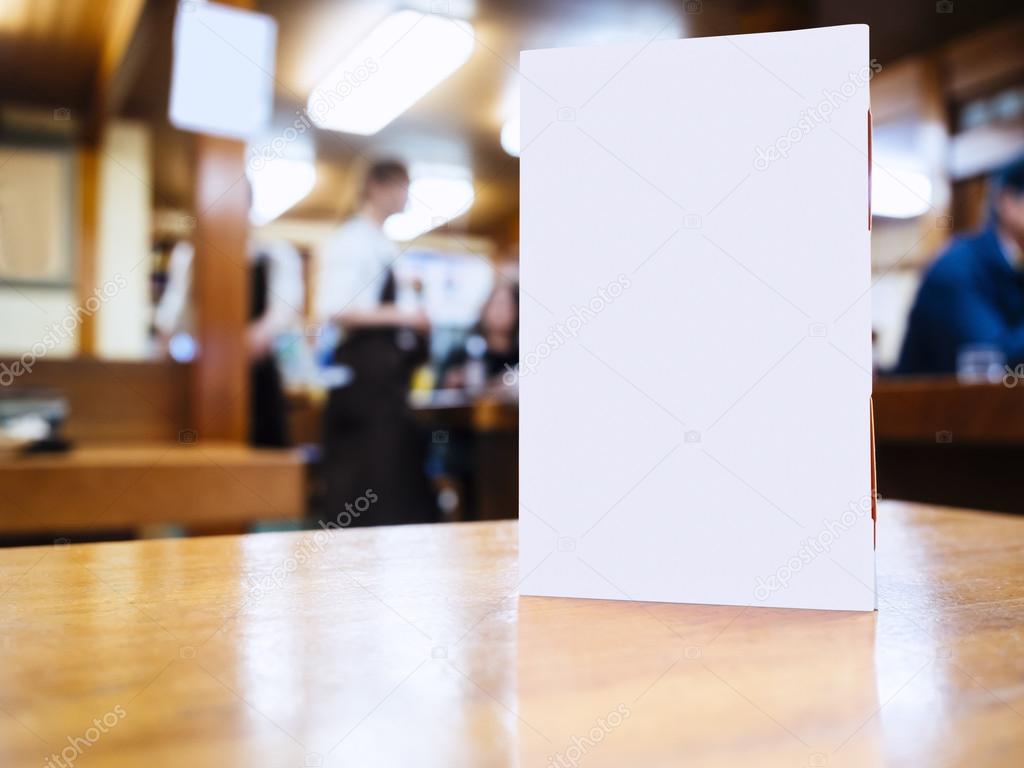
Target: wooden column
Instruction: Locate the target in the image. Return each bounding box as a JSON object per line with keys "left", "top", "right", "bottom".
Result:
{"left": 191, "top": 135, "right": 250, "bottom": 442}
{"left": 76, "top": 146, "right": 99, "bottom": 357}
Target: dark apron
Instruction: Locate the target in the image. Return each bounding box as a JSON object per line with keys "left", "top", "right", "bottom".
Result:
{"left": 249, "top": 254, "right": 288, "bottom": 448}
{"left": 321, "top": 269, "right": 437, "bottom": 526}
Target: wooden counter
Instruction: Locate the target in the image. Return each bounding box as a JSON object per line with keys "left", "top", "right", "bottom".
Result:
{"left": 409, "top": 389, "right": 519, "bottom": 432}
{"left": 874, "top": 376, "right": 1024, "bottom": 443}
{"left": 873, "top": 376, "right": 1024, "bottom": 513}
{"left": 0, "top": 442, "right": 304, "bottom": 535}
{"left": 286, "top": 388, "right": 519, "bottom": 445}
{"left": 1, "top": 501, "right": 1021, "bottom": 766}
{"left": 288, "top": 389, "right": 518, "bottom": 520}
{"left": 411, "top": 390, "right": 518, "bottom": 520}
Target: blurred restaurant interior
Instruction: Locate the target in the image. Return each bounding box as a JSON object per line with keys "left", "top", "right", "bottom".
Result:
{"left": 2, "top": 0, "right": 1024, "bottom": 546}
{"left": 4, "top": 2, "right": 1024, "bottom": 767}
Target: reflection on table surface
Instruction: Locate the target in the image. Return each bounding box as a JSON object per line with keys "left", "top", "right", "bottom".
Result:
{"left": 0, "top": 501, "right": 1020, "bottom": 766}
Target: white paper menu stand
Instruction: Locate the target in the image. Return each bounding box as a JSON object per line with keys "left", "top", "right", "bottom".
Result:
{"left": 519, "top": 25, "right": 876, "bottom": 611}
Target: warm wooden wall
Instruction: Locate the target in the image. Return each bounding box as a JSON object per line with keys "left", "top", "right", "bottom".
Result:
{"left": 1, "top": 358, "right": 190, "bottom": 443}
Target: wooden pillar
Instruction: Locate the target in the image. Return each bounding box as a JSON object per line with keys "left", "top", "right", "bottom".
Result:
{"left": 76, "top": 146, "right": 99, "bottom": 357}
{"left": 191, "top": 135, "right": 250, "bottom": 442}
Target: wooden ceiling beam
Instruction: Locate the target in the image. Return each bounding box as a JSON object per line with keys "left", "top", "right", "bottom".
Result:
{"left": 84, "top": 0, "right": 149, "bottom": 144}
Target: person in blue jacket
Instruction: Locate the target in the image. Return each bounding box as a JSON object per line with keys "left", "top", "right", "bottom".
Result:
{"left": 897, "top": 155, "right": 1024, "bottom": 375}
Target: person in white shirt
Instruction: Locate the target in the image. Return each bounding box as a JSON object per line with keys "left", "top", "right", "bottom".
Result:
{"left": 153, "top": 237, "right": 304, "bottom": 446}
{"left": 155, "top": 240, "right": 304, "bottom": 347}
{"left": 316, "top": 159, "right": 437, "bottom": 526}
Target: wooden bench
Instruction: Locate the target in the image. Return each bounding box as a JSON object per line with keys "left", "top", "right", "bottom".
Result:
{"left": 0, "top": 442, "right": 304, "bottom": 535}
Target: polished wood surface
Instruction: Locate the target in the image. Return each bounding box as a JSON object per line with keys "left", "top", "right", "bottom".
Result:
{"left": 0, "top": 501, "right": 1020, "bottom": 766}
{"left": 0, "top": 442, "right": 303, "bottom": 534}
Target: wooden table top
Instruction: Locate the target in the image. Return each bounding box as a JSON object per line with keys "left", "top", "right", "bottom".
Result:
{"left": 1, "top": 501, "right": 1021, "bottom": 767}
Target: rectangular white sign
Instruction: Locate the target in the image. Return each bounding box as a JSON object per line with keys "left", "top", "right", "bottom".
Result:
{"left": 519, "top": 25, "right": 875, "bottom": 611}
{"left": 169, "top": 1, "right": 277, "bottom": 140}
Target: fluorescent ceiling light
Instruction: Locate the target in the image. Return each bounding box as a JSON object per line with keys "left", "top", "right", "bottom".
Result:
{"left": 500, "top": 115, "right": 520, "bottom": 157}
{"left": 308, "top": 11, "right": 474, "bottom": 135}
{"left": 168, "top": 1, "right": 277, "bottom": 140}
{"left": 872, "top": 164, "right": 933, "bottom": 219}
{"left": 247, "top": 156, "right": 316, "bottom": 225}
{"left": 384, "top": 164, "right": 475, "bottom": 242}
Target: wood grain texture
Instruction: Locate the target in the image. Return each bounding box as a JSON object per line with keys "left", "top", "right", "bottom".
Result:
{"left": 75, "top": 146, "right": 99, "bottom": 355}
{"left": 191, "top": 134, "right": 250, "bottom": 442}
{"left": 0, "top": 358, "right": 190, "bottom": 443}
{"left": 0, "top": 0, "right": 113, "bottom": 109}
{"left": 0, "top": 442, "right": 303, "bottom": 533}
{"left": 874, "top": 377, "right": 1024, "bottom": 443}
{"left": 0, "top": 501, "right": 1021, "bottom": 767}
{"left": 874, "top": 379, "right": 1024, "bottom": 513}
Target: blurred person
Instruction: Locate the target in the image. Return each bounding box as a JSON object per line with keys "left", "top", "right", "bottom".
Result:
{"left": 316, "top": 159, "right": 438, "bottom": 526}
{"left": 897, "top": 155, "right": 1024, "bottom": 375}
{"left": 247, "top": 241, "right": 304, "bottom": 446}
{"left": 439, "top": 280, "right": 519, "bottom": 391}
{"left": 152, "top": 240, "right": 196, "bottom": 349}
{"left": 431, "top": 281, "right": 519, "bottom": 520}
{"left": 153, "top": 238, "right": 303, "bottom": 446}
